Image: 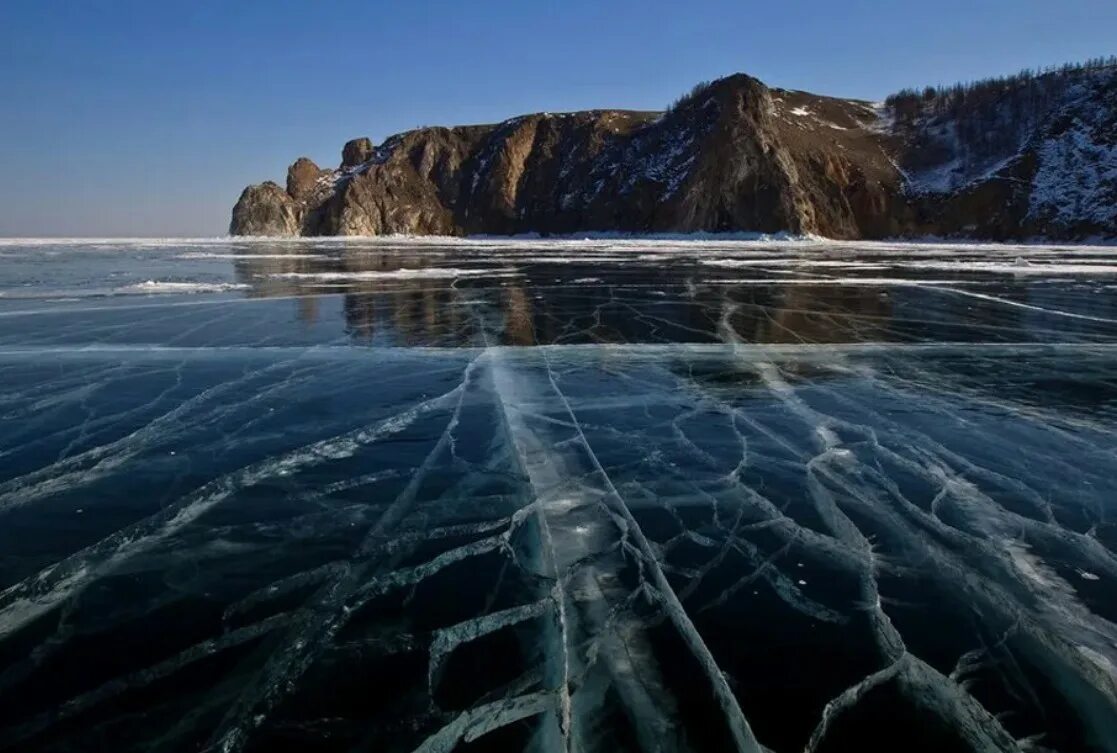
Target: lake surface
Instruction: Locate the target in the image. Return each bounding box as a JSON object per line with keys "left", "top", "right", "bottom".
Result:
{"left": 1, "top": 237, "right": 1117, "bottom": 753}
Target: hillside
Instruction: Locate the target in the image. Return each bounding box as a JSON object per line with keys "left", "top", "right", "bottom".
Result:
{"left": 888, "top": 57, "right": 1117, "bottom": 238}
{"left": 231, "top": 60, "right": 1117, "bottom": 240}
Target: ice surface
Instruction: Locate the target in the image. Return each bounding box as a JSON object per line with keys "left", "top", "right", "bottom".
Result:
{"left": 1, "top": 238, "right": 1117, "bottom": 752}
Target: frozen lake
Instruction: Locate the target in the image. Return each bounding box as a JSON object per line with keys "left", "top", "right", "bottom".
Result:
{"left": 1, "top": 237, "right": 1116, "bottom": 752}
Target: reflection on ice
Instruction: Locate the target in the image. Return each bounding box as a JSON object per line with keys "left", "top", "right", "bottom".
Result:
{"left": 1, "top": 238, "right": 1117, "bottom": 752}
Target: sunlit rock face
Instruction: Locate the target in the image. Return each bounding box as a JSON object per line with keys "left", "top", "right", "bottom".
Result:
{"left": 341, "top": 136, "right": 374, "bottom": 168}
{"left": 2, "top": 238, "right": 1117, "bottom": 752}
{"left": 286, "top": 157, "right": 326, "bottom": 200}
{"left": 231, "top": 75, "right": 905, "bottom": 240}
{"left": 231, "top": 65, "right": 1117, "bottom": 240}
{"left": 229, "top": 181, "right": 300, "bottom": 236}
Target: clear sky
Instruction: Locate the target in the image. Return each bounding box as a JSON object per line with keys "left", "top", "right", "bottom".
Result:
{"left": 2, "top": 0, "right": 1114, "bottom": 236}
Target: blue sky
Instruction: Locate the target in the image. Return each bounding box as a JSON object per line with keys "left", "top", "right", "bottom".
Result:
{"left": 2, "top": 0, "right": 1114, "bottom": 236}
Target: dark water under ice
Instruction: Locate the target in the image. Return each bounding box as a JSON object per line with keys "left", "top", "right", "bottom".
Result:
{"left": 1, "top": 237, "right": 1117, "bottom": 753}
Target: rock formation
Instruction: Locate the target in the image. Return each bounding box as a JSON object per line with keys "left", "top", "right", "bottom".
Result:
{"left": 230, "top": 182, "right": 300, "bottom": 236}
{"left": 341, "top": 137, "right": 374, "bottom": 168}
{"left": 285, "top": 157, "right": 325, "bottom": 200}
{"left": 231, "top": 65, "right": 1117, "bottom": 240}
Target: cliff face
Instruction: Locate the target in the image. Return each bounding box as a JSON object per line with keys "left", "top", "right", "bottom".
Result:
{"left": 230, "top": 68, "right": 1117, "bottom": 240}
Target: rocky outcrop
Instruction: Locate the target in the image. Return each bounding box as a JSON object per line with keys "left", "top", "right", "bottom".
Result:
{"left": 341, "top": 137, "right": 374, "bottom": 168}
{"left": 229, "top": 182, "right": 299, "bottom": 236}
{"left": 285, "top": 157, "right": 325, "bottom": 200}
{"left": 231, "top": 66, "right": 1117, "bottom": 240}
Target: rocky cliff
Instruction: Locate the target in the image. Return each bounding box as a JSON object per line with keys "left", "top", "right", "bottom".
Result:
{"left": 231, "top": 65, "right": 1117, "bottom": 240}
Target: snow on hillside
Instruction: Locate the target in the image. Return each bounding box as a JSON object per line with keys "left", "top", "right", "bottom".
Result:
{"left": 1028, "top": 76, "right": 1117, "bottom": 231}
{"left": 890, "top": 64, "right": 1117, "bottom": 211}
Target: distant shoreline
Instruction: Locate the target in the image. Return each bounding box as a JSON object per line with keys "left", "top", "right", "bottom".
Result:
{"left": 2, "top": 234, "right": 1116, "bottom": 249}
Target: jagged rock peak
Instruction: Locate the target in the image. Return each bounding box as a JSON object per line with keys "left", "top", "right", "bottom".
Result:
{"left": 229, "top": 182, "right": 299, "bottom": 236}
{"left": 341, "top": 137, "right": 374, "bottom": 168}
{"left": 286, "top": 157, "right": 324, "bottom": 200}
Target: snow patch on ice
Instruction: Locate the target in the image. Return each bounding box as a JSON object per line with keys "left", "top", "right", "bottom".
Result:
{"left": 175, "top": 253, "right": 325, "bottom": 260}
{"left": 268, "top": 268, "right": 518, "bottom": 281}
{"left": 1005, "top": 540, "right": 1062, "bottom": 590}
{"left": 704, "top": 277, "right": 982, "bottom": 286}
{"left": 901, "top": 260, "right": 1117, "bottom": 275}
{"left": 124, "top": 281, "right": 249, "bottom": 294}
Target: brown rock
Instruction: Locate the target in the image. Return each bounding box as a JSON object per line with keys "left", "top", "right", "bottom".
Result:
{"left": 341, "top": 137, "right": 374, "bottom": 168}
{"left": 286, "top": 157, "right": 324, "bottom": 200}
{"left": 229, "top": 182, "right": 300, "bottom": 236}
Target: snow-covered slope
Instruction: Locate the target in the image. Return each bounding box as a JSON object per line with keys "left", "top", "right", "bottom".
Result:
{"left": 889, "top": 64, "right": 1117, "bottom": 238}
{"left": 1028, "top": 70, "right": 1117, "bottom": 233}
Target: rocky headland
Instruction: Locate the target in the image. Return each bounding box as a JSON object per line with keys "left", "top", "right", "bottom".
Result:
{"left": 231, "top": 61, "right": 1117, "bottom": 240}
